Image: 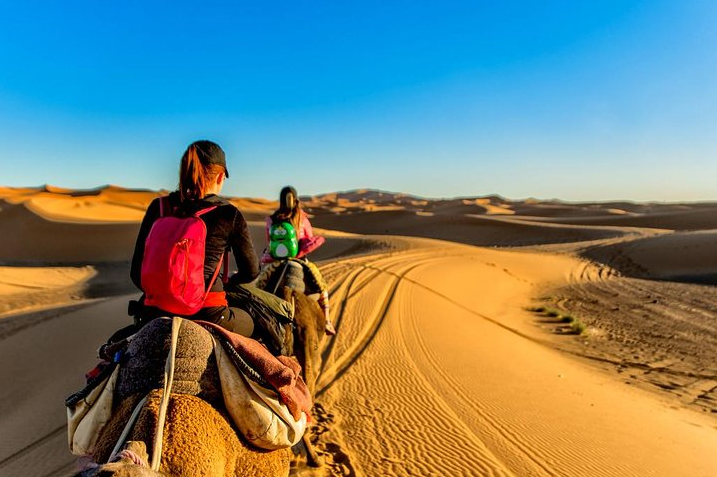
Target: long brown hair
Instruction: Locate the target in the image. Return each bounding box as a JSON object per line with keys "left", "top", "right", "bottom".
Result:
{"left": 270, "top": 186, "right": 301, "bottom": 231}
{"left": 179, "top": 143, "right": 225, "bottom": 202}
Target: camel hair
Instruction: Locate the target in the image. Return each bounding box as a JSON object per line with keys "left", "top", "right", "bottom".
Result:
{"left": 277, "top": 286, "right": 327, "bottom": 468}
{"left": 281, "top": 286, "right": 327, "bottom": 396}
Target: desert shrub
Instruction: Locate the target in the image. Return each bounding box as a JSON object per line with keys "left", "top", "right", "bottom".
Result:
{"left": 570, "top": 320, "right": 587, "bottom": 335}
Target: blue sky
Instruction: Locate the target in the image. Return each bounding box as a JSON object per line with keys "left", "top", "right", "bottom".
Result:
{"left": 1, "top": 1, "right": 715, "bottom": 201}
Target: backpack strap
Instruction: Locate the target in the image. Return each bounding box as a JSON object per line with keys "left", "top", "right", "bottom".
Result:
{"left": 180, "top": 202, "right": 225, "bottom": 302}
{"left": 193, "top": 205, "right": 218, "bottom": 218}
{"left": 194, "top": 204, "right": 228, "bottom": 301}
{"left": 203, "top": 252, "right": 225, "bottom": 300}
{"left": 158, "top": 196, "right": 172, "bottom": 217}
{"left": 186, "top": 203, "right": 224, "bottom": 294}
{"left": 195, "top": 206, "right": 228, "bottom": 286}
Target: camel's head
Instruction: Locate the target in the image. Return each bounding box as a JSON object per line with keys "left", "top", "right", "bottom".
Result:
{"left": 75, "top": 441, "right": 164, "bottom": 477}
{"left": 282, "top": 287, "right": 326, "bottom": 343}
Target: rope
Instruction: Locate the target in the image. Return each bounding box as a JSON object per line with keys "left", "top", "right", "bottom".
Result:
{"left": 271, "top": 260, "right": 290, "bottom": 295}
{"left": 150, "top": 316, "right": 181, "bottom": 471}
{"left": 108, "top": 394, "right": 149, "bottom": 462}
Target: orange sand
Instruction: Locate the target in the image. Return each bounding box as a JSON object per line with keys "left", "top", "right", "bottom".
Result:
{"left": 0, "top": 187, "right": 715, "bottom": 477}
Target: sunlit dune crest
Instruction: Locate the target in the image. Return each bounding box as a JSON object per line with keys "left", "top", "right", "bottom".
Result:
{"left": 228, "top": 197, "right": 277, "bottom": 214}
{"left": 24, "top": 197, "right": 147, "bottom": 223}
{"left": 1, "top": 185, "right": 160, "bottom": 223}
{"left": 0, "top": 265, "right": 95, "bottom": 296}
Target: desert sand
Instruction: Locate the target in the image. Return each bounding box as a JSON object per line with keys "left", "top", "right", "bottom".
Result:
{"left": 0, "top": 186, "right": 715, "bottom": 477}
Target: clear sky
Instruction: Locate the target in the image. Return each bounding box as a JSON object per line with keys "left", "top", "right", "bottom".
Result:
{"left": 1, "top": 1, "right": 715, "bottom": 201}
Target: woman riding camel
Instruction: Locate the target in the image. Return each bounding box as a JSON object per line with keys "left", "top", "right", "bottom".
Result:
{"left": 130, "top": 140, "right": 259, "bottom": 335}
{"left": 260, "top": 186, "right": 336, "bottom": 335}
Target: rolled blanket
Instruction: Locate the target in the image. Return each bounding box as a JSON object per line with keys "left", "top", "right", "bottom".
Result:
{"left": 195, "top": 321, "right": 312, "bottom": 421}
{"left": 255, "top": 257, "right": 327, "bottom": 295}
{"left": 226, "top": 284, "right": 294, "bottom": 356}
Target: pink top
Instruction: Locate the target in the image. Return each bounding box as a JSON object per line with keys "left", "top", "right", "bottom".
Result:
{"left": 262, "top": 210, "right": 325, "bottom": 263}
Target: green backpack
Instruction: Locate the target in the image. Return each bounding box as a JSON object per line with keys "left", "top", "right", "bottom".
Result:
{"left": 269, "top": 221, "right": 299, "bottom": 259}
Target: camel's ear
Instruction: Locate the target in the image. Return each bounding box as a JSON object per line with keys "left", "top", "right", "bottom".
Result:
{"left": 318, "top": 305, "right": 327, "bottom": 337}
{"left": 123, "top": 441, "right": 149, "bottom": 463}
{"left": 307, "top": 298, "right": 325, "bottom": 338}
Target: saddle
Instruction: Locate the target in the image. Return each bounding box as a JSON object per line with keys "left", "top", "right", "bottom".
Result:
{"left": 65, "top": 318, "right": 311, "bottom": 459}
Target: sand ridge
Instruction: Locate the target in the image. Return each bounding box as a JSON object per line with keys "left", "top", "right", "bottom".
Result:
{"left": 0, "top": 266, "right": 96, "bottom": 317}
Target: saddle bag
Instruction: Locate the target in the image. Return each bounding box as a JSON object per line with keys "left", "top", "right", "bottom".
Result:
{"left": 65, "top": 362, "right": 120, "bottom": 456}
{"left": 226, "top": 283, "right": 294, "bottom": 356}
{"left": 213, "top": 338, "right": 307, "bottom": 449}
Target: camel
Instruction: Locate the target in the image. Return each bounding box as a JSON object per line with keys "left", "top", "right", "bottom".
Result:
{"left": 253, "top": 273, "right": 325, "bottom": 468}
{"left": 254, "top": 258, "right": 328, "bottom": 396}
{"left": 75, "top": 272, "right": 329, "bottom": 475}
{"left": 79, "top": 390, "right": 291, "bottom": 477}
{"left": 279, "top": 287, "right": 326, "bottom": 396}
{"left": 74, "top": 318, "right": 292, "bottom": 477}
{"left": 223, "top": 277, "right": 327, "bottom": 468}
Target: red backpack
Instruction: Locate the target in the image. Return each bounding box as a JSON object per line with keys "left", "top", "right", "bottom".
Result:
{"left": 141, "top": 197, "right": 224, "bottom": 315}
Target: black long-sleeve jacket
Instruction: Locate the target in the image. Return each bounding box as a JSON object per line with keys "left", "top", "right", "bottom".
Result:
{"left": 130, "top": 192, "right": 259, "bottom": 294}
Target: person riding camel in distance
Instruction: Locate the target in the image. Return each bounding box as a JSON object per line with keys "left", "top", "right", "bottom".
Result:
{"left": 130, "top": 140, "right": 259, "bottom": 335}
{"left": 262, "top": 186, "right": 336, "bottom": 336}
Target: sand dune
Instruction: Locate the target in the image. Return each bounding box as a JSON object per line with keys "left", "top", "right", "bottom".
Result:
{"left": 512, "top": 203, "right": 636, "bottom": 218}
{"left": 1, "top": 186, "right": 716, "bottom": 477}
{"left": 24, "top": 197, "right": 147, "bottom": 223}
{"left": 516, "top": 204, "right": 717, "bottom": 230}
{"left": 582, "top": 230, "right": 717, "bottom": 283}
{"left": 0, "top": 266, "right": 94, "bottom": 296}
{"left": 0, "top": 201, "right": 141, "bottom": 263}
{"left": 0, "top": 188, "right": 279, "bottom": 264}
{"left": 309, "top": 209, "right": 636, "bottom": 247}
{"left": 0, "top": 266, "right": 96, "bottom": 317}
{"left": 306, "top": 190, "right": 717, "bottom": 226}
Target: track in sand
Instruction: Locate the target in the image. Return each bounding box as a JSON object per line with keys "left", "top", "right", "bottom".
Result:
{"left": 308, "top": 243, "right": 716, "bottom": 477}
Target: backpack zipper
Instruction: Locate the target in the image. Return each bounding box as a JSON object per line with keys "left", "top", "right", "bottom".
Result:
{"left": 177, "top": 239, "right": 190, "bottom": 297}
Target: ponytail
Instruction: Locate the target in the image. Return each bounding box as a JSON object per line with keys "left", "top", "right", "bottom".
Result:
{"left": 179, "top": 144, "right": 203, "bottom": 202}
{"left": 179, "top": 144, "right": 225, "bottom": 202}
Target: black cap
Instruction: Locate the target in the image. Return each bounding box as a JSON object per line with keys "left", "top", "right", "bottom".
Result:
{"left": 191, "top": 140, "right": 229, "bottom": 178}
